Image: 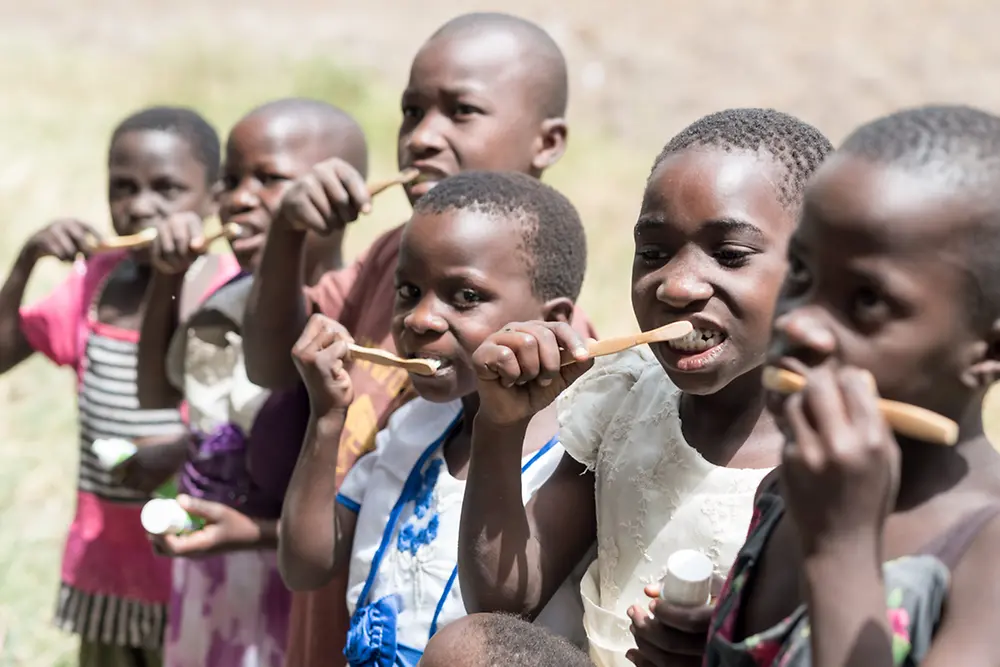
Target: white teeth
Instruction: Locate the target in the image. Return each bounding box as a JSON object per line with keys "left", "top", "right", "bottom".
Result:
{"left": 667, "top": 328, "right": 725, "bottom": 353}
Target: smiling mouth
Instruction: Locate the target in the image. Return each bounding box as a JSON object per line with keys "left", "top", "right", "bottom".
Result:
{"left": 665, "top": 328, "right": 728, "bottom": 354}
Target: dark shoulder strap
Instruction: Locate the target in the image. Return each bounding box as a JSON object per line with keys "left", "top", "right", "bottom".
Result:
{"left": 918, "top": 504, "right": 1000, "bottom": 570}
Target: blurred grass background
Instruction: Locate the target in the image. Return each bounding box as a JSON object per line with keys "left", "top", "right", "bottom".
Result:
{"left": 1, "top": 1, "right": 999, "bottom": 664}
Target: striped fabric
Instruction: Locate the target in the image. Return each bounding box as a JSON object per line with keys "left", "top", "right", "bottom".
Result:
{"left": 56, "top": 329, "right": 184, "bottom": 648}
{"left": 56, "top": 583, "right": 167, "bottom": 649}
{"left": 76, "top": 333, "right": 185, "bottom": 503}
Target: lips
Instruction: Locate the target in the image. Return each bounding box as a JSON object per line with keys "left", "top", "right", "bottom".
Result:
{"left": 402, "top": 164, "right": 450, "bottom": 197}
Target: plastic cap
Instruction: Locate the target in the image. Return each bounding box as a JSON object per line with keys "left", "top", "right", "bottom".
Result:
{"left": 659, "top": 549, "right": 713, "bottom": 607}
{"left": 141, "top": 499, "right": 193, "bottom": 536}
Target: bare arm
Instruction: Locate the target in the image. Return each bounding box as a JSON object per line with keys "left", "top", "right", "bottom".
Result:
{"left": 459, "top": 416, "right": 596, "bottom": 618}
{"left": 0, "top": 247, "right": 41, "bottom": 374}
{"left": 137, "top": 271, "right": 184, "bottom": 409}
{"left": 243, "top": 223, "right": 310, "bottom": 390}
{"left": 278, "top": 409, "right": 357, "bottom": 591}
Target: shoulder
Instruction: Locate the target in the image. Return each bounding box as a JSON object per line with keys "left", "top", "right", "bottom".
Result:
{"left": 380, "top": 397, "right": 463, "bottom": 452}
{"left": 557, "top": 346, "right": 677, "bottom": 467}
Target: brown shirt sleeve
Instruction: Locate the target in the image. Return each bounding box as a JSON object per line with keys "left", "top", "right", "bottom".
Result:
{"left": 302, "top": 225, "right": 404, "bottom": 331}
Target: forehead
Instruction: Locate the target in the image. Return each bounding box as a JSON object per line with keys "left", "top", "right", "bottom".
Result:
{"left": 640, "top": 148, "right": 792, "bottom": 239}
{"left": 400, "top": 208, "right": 529, "bottom": 279}
{"left": 799, "top": 154, "right": 990, "bottom": 254}
{"left": 409, "top": 30, "right": 536, "bottom": 100}
{"left": 226, "top": 114, "right": 327, "bottom": 165}
{"left": 109, "top": 129, "right": 203, "bottom": 175}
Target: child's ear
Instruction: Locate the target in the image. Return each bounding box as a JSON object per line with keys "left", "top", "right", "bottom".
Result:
{"left": 964, "top": 318, "right": 1000, "bottom": 389}
{"left": 531, "top": 118, "right": 567, "bottom": 173}
{"left": 541, "top": 297, "right": 574, "bottom": 324}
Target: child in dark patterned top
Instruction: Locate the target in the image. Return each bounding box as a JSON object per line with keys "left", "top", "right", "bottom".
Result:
{"left": 705, "top": 105, "right": 1000, "bottom": 667}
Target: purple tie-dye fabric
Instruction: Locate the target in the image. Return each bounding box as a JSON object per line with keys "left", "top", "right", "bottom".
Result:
{"left": 166, "top": 552, "right": 291, "bottom": 667}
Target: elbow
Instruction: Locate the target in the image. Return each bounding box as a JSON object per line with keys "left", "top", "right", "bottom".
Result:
{"left": 278, "top": 544, "right": 334, "bottom": 592}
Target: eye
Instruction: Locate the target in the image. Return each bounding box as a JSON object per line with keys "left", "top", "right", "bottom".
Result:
{"left": 155, "top": 180, "right": 187, "bottom": 199}
{"left": 454, "top": 288, "right": 483, "bottom": 307}
{"left": 784, "top": 254, "right": 811, "bottom": 292}
{"left": 635, "top": 246, "right": 670, "bottom": 266}
{"left": 453, "top": 103, "right": 482, "bottom": 119}
{"left": 402, "top": 104, "right": 424, "bottom": 121}
{"left": 851, "top": 286, "right": 890, "bottom": 325}
{"left": 396, "top": 283, "right": 419, "bottom": 301}
{"left": 221, "top": 174, "right": 239, "bottom": 191}
{"left": 108, "top": 179, "right": 137, "bottom": 199}
{"left": 259, "top": 172, "right": 290, "bottom": 186}
{"left": 714, "top": 246, "right": 754, "bottom": 269}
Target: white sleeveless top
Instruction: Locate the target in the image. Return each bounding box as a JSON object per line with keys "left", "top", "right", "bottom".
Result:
{"left": 557, "top": 346, "right": 771, "bottom": 667}
{"left": 338, "top": 397, "right": 586, "bottom": 662}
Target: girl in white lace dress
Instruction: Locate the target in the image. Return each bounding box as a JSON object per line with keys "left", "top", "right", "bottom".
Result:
{"left": 459, "top": 108, "right": 833, "bottom": 667}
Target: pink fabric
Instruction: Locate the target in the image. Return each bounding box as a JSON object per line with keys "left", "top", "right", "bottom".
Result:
{"left": 20, "top": 251, "right": 127, "bottom": 376}
{"left": 61, "top": 491, "right": 173, "bottom": 603}
{"left": 22, "top": 252, "right": 243, "bottom": 607}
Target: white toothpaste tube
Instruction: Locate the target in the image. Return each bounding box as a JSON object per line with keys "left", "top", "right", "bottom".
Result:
{"left": 141, "top": 498, "right": 198, "bottom": 536}
{"left": 91, "top": 438, "right": 138, "bottom": 470}
{"left": 659, "top": 549, "right": 714, "bottom": 607}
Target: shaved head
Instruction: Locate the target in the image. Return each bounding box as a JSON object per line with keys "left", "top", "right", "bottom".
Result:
{"left": 238, "top": 97, "right": 368, "bottom": 176}
{"left": 425, "top": 13, "right": 568, "bottom": 119}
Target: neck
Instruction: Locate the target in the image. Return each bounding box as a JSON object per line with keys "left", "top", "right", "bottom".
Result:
{"left": 895, "top": 393, "right": 992, "bottom": 510}
{"left": 679, "top": 366, "right": 781, "bottom": 467}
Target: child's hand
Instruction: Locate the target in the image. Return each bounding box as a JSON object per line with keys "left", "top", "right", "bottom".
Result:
{"left": 627, "top": 581, "right": 720, "bottom": 667}
{"left": 273, "top": 158, "right": 371, "bottom": 236}
{"left": 472, "top": 321, "right": 592, "bottom": 426}
{"left": 292, "top": 314, "right": 355, "bottom": 415}
{"left": 111, "top": 434, "right": 188, "bottom": 495}
{"left": 149, "top": 212, "right": 205, "bottom": 274}
{"left": 776, "top": 366, "right": 900, "bottom": 556}
{"left": 150, "top": 495, "right": 272, "bottom": 557}
{"left": 25, "top": 218, "right": 101, "bottom": 262}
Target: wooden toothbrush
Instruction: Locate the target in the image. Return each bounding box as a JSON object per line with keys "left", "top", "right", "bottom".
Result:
{"left": 348, "top": 321, "right": 697, "bottom": 378}
{"left": 90, "top": 169, "right": 420, "bottom": 253}
{"left": 560, "top": 320, "right": 695, "bottom": 366}
{"left": 762, "top": 366, "right": 959, "bottom": 446}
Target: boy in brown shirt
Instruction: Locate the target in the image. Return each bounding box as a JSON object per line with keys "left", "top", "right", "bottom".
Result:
{"left": 242, "top": 12, "right": 597, "bottom": 667}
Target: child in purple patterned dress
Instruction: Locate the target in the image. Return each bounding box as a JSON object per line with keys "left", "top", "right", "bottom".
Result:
{"left": 136, "top": 98, "right": 369, "bottom": 667}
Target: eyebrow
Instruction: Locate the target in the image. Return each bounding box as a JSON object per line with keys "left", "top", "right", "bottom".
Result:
{"left": 634, "top": 216, "right": 766, "bottom": 240}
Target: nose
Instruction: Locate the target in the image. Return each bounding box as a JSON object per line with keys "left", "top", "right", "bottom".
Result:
{"left": 127, "top": 191, "right": 159, "bottom": 222}
{"left": 403, "top": 296, "right": 448, "bottom": 335}
{"left": 404, "top": 111, "right": 448, "bottom": 157}
{"left": 225, "top": 177, "right": 259, "bottom": 213}
{"left": 771, "top": 306, "right": 837, "bottom": 364}
{"left": 654, "top": 255, "right": 714, "bottom": 310}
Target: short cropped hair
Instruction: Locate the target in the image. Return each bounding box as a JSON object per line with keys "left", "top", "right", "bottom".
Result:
{"left": 840, "top": 104, "right": 1000, "bottom": 324}
{"left": 413, "top": 171, "right": 586, "bottom": 302}
{"left": 110, "top": 106, "right": 221, "bottom": 184}
{"left": 471, "top": 613, "right": 592, "bottom": 667}
{"left": 653, "top": 108, "right": 833, "bottom": 209}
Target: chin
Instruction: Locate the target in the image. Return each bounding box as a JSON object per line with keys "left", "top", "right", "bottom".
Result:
{"left": 408, "top": 370, "right": 468, "bottom": 404}
{"left": 650, "top": 343, "right": 743, "bottom": 396}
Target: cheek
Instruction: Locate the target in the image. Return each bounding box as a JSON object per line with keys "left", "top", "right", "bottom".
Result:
{"left": 630, "top": 266, "right": 661, "bottom": 329}
{"left": 259, "top": 185, "right": 291, "bottom": 215}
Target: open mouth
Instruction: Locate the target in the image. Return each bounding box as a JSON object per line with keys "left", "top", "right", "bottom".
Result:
{"left": 406, "top": 352, "right": 453, "bottom": 376}
{"left": 665, "top": 328, "right": 728, "bottom": 354}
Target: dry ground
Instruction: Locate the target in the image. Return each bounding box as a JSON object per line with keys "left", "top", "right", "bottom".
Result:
{"left": 0, "top": 0, "right": 998, "bottom": 663}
